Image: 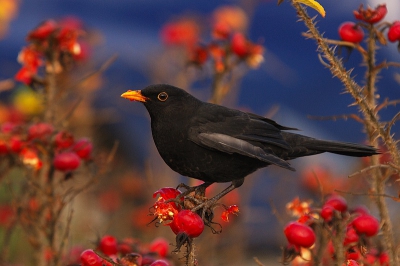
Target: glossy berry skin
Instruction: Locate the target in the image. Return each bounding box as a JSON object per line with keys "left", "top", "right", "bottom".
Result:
{"left": 388, "top": 21, "right": 400, "bottom": 42}
{"left": 352, "top": 214, "right": 380, "bottom": 237}
{"left": 284, "top": 222, "right": 316, "bottom": 248}
{"left": 72, "top": 138, "right": 93, "bottom": 160}
{"left": 80, "top": 249, "right": 103, "bottom": 266}
{"left": 98, "top": 235, "right": 118, "bottom": 256}
{"left": 338, "top": 22, "right": 364, "bottom": 43}
{"left": 170, "top": 210, "right": 204, "bottom": 238}
{"left": 53, "top": 152, "right": 80, "bottom": 171}
{"left": 324, "top": 195, "right": 348, "bottom": 212}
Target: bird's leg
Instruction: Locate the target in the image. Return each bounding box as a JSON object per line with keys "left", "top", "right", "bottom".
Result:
{"left": 176, "top": 182, "right": 213, "bottom": 198}
{"left": 191, "top": 178, "right": 244, "bottom": 218}
{"left": 171, "top": 182, "right": 213, "bottom": 208}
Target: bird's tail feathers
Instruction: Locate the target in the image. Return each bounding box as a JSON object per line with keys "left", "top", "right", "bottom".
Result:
{"left": 305, "top": 139, "right": 379, "bottom": 157}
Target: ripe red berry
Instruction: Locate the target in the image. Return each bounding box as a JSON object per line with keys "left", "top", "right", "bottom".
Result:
{"left": 343, "top": 226, "right": 359, "bottom": 246}
{"left": 53, "top": 152, "right": 80, "bottom": 171}
{"left": 54, "top": 131, "right": 75, "bottom": 149}
{"left": 354, "top": 4, "right": 387, "bottom": 24}
{"left": 170, "top": 210, "right": 204, "bottom": 238}
{"left": 379, "top": 252, "right": 390, "bottom": 266}
{"left": 388, "top": 21, "right": 400, "bottom": 43}
{"left": 338, "top": 22, "right": 364, "bottom": 43}
{"left": 98, "top": 235, "right": 118, "bottom": 256}
{"left": 284, "top": 221, "right": 316, "bottom": 248}
{"left": 80, "top": 249, "right": 103, "bottom": 266}
{"left": 150, "top": 259, "right": 170, "bottom": 266}
{"left": 352, "top": 214, "right": 380, "bottom": 237}
{"left": 27, "top": 20, "right": 58, "bottom": 40}
{"left": 324, "top": 194, "right": 347, "bottom": 212}
{"left": 231, "top": 32, "right": 248, "bottom": 57}
{"left": 320, "top": 205, "right": 334, "bottom": 222}
{"left": 72, "top": 138, "right": 93, "bottom": 160}
{"left": 149, "top": 237, "right": 169, "bottom": 257}
{"left": 28, "top": 122, "right": 54, "bottom": 141}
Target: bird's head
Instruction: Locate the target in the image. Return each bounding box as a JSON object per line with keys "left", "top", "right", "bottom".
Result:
{"left": 121, "top": 84, "right": 200, "bottom": 119}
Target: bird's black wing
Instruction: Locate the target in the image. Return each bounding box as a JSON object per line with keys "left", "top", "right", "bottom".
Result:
{"left": 188, "top": 104, "right": 295, "bottom": 171}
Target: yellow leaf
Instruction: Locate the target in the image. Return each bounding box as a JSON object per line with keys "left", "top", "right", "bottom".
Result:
{"left": 294, "top": 0, "right": 326, "bottom": 17}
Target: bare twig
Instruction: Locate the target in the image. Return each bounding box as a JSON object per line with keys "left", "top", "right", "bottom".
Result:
{"left": 348, "top": 164, "right": 391, "bottom": 178}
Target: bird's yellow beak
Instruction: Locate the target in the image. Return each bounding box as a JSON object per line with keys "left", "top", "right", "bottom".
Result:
{"left": 121, "top": 90, "right": 149, "bottom": 102}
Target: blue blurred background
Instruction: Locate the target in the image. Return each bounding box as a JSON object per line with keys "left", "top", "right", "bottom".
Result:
{"left": 0, "top": 0, "right": 399, "bottom": 261}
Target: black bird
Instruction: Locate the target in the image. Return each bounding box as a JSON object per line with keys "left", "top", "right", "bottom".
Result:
{"left": 121, "top": 84, "right": 378, "bottom": 208}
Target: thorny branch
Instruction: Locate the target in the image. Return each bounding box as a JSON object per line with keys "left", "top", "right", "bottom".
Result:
{"left": 291, "top": 2, "right": 399, "bottom": 264}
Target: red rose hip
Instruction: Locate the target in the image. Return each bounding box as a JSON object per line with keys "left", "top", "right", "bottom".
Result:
{"left": 72, "top": 138, "right": 93, "bottom": 159}
{"left": 284, "top": 221, "right": 316, "bottom": 248}
{"left": 388, "top": 21, "right": 400, "bottom": 43}
{"left": 352, "top": 214, "right": 379, "bottom": 237}
{"left": 53, "top": 152, "right": 80, "bottom": 171}
{"left": 170, "top": 210, "right": 204, "bottom": 238}
{"left": 338, "top": 22, "right": 364, "bottom": 43}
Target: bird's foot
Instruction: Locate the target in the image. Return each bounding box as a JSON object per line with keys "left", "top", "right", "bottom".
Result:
{"left": 176, "top": 182, "right": 210, "bottom": 197}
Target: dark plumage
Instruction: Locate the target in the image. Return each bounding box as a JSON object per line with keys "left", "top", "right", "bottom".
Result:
{"left": 121, "top": 84, "right": 378, "bottom": 203}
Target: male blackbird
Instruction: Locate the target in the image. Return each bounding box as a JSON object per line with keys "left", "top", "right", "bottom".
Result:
{"left": 121, "top": 84, "right": 378, "bottom": 206}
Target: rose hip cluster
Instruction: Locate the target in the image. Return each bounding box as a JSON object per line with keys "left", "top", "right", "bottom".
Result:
{"left": 337, "top": 3, "right": 400, "bottom": 50}
{"left": 152, "top": 188, "right": 204, "bottom": 241}
{"left": 150, "top": 187, "right": 239, "bottom": 250}
{"left": 15, "top": 17, "right": 87, "bottom": 85}
{"left": 189, "top": 31, "right": 264, "bottom": 72}
{"left": 0, "top": 121, "right": 92, "bottom": 172}
{"left": 283, "top": 195, "right": 386, "bottom": 266}
{"left": 73, "top": 235, "right": 171, "bottom": 266}
{"left": 160, "top": 7, "right": 264, "bottom": 72}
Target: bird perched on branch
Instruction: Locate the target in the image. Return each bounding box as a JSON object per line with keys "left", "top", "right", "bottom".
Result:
{"left": 121, "top": 84, "right": 378, "bottom": 209}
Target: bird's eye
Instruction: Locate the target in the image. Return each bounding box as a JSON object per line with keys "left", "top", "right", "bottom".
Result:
{"left": 157, "top": 92, "right": 168, "bottom": 102}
